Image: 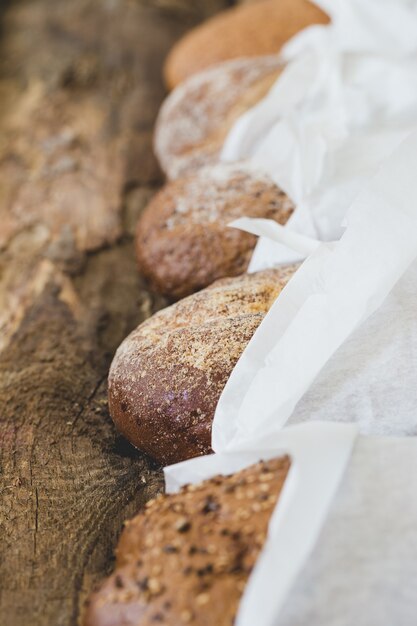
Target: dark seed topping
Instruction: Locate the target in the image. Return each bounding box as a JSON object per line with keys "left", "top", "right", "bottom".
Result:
{"left": 138, "top": 576, "right": 149, "bottom": 591}
{"left": 202, "top": 496, "right": 220, "bottom": 514}
{"left": 114, "top": 575, "right": 124, "bottom": 589}
{"left": 175, "top": 518, "right": 191, "bottom": 533}
{"left": 163, "top": 545, "right": 179, "bottom": 554}
{"left": 196, "top": 564, "right": 213, "bottom": 577}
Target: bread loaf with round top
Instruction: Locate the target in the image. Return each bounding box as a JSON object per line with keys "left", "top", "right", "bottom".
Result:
{"left": 84, "top": 455, "right": 291, "bottom": 626}
{"left": 155, "top": 55, "right": 284, "bottom": 180}
{"left": 108, "top": 267, "right": 296, "bottom": 465}
{"left": 164, "top": 0, "right": 329, "bottom": 89}
{"left": 136, "top": 163, "right": 294, "bottom": 299}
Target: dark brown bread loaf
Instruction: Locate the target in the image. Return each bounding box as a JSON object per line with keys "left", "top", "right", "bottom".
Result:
{"left": 155, "top": 56, "right": 284, "bottom": 180}
{"left": 84, "top": 456, "right": 291, "bottom": 626}
{"left": 164, "top": 0, "right": 329, "bottom": 89}
{"left": 136, "top": 163, "right": 294, "bottom": 299}
{"left": 108, "top": 267, "right": 296, "bottom": 465}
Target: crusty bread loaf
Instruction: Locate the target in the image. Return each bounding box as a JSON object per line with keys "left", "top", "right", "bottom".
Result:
{"left": 164, "top": 0, "right": 329, "bottom": 89}
{"left": 108, "top": 267, "right": 296, "bottom": 465}
{"left": 136, "top": 163, "right": 294, "bottom": 299}
{"left": 155, "top": 56, "right": 284, "bottom": 180}
{"left": 84, "top": 456, "right": 291, "bottom": 626}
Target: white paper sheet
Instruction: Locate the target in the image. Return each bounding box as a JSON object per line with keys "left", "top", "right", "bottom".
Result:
{"left": 222, "top": 0, "right": 417, "bottom": 267}
{"left": 278, "top": 435, "right": 417, "bottom": 625}
{"left": 288, "top": 257, "right": 417, "bottom": 435}
{"left": 214, "top": 132, "right": 417, "bottom": 451}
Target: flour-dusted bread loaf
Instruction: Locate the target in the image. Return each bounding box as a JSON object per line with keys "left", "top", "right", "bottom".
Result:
{"left": 84, "top": 456, "right": 291, "bottom": 626}
{"left": 164, "top": 0, "right": 329, "bottom": 89}
{"left": 108, "top": 267, "right": 296, "bottom": 465}
{"left": 136, "top": 163, "right": 294, "bottom": 299}
{"left": 155, "top": 56, "right": 284, "bottom": 180}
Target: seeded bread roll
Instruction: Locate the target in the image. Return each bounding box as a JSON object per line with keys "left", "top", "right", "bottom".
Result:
{"left": 136, "top": 163, "right": 294, "bottom": 299}
{"left": 155, "top": 56, "right": 284, "bottom": 180}
{"left": 164, "top": 0, "right": 329, "bottom": 89}
{"left": 108, "top": 267, "right": 296, "bottom": 465}
{"left": 84, "top": 456, "right": 291, "bottom": 626}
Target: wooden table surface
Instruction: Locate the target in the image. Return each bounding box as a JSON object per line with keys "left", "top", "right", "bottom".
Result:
{"left": 0, "top": 1, "right": 235, "bottom": 623}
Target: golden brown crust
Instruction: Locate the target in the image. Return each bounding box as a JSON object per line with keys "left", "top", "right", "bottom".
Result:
{"left": 108, "top": 268, "right": 297, "bottom": 465}
{"left": 164, "top": 0, "right": 329, "bottom": 89}
{"left": 84, "top": 456, "right": 291, "bottom": 626}
{"left": 155, "top": 56, "right": 284, "bottom": 180}
{"left": 135, "top": 163, "right": 294, "bottom": 299}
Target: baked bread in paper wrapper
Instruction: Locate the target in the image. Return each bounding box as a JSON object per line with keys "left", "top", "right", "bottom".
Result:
{"left": 89, "top": 2, "right": 417, "bottom": 623}
{"left": 164, "top": 128, "right": 417, "bottom": 625}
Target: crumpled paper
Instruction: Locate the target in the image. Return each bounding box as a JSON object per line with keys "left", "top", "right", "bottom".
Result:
{"left": 222, "top": 0, "right": 417, "bottom": 267}
{"left": 214, "top": 132, "right": 417, "bottom": 451}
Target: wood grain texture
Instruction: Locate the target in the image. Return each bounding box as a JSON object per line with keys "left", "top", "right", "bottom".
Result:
{"left": 0, "top": 1, "right": 233, "bottom": 624}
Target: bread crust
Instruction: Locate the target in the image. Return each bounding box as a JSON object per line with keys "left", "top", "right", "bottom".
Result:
{"left": 84, "top": 456, "right": 291, "bottom": 626}
{"left": 164, "top": 0, "right": 329, "bottom": 89}
{"left": 136, "top": 163, "right": 294, "bottom": 299}
{"left": 155, "top": 55, "right": 284, "bottom": 180}
{"left": 108, "top": 267, "right": 297, "bottom": 465}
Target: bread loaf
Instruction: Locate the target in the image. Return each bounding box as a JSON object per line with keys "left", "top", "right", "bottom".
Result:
{"left": 155, "top": 56, "right": 283, "bottom": 180}
{"left": 136, "top": 163, "right": 294, "bottom": 299}
{"left": 164, "top": 0, "right": 329, "bottom": 89}
{"left": 108, "top": 267, "right": 296, "bottom": 465}
{"left": 84, "top": 456, "right": 291, "bottom": 626}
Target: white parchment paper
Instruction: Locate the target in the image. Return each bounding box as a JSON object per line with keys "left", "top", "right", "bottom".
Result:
{"left": 288, "top": 258, "right": 417, "bottom": 435}
{"left": 278, "top": 435, "right": 417, "bottom": 626}
{"left": 222, "top": 0, "right": 417, "bottom": 267}
{"left": 215, "top": 132, "right": 417, "bottom": 451}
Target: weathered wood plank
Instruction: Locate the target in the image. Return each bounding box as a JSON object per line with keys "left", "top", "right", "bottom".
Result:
{"left": 0, "top": 1, "right": 233, "bottom": 624}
